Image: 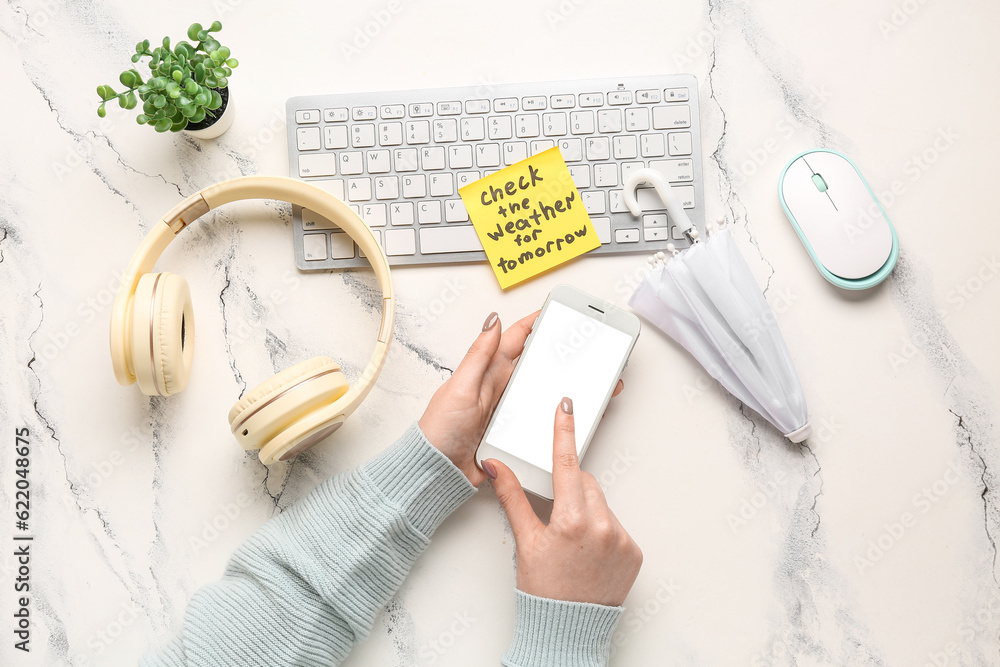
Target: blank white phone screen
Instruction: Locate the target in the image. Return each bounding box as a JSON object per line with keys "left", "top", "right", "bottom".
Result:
{"left": 484, "top": 301, "right": 632, "bottom": 472}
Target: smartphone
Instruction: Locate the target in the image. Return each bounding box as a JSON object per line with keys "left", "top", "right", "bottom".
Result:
{"left": 477, "top": 284, "right": 640, "bottom": 500}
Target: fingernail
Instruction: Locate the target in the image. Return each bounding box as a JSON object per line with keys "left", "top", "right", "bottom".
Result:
{"left": 561, "top": 397, "right": 573, "bottom": 415}
{"left": 481, "top": 459, "right": 498, "bottom": 480}
{"left": 482, "top": 312, "right": 499, "bottom": 332}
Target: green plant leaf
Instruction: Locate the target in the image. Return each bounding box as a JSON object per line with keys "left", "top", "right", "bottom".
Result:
{"left": 209, "top": 20, "right": 222, "bottom": 32}
{"left": 97, "top": 102, "right": 106, "bottom": 118}
{"left": 184, "top": 79, "right": 199, "bottom": 95}
{"left": 117, "top": 93, "right": 129, "bottom": 108}
{"left": 204, "top": 76, "right": 217, "bottom": 88}
{"left": 166, "top": 81, "right": 181, "bottom": 98}
{"left": 154, "top": 118, "right": 171, "bottom": 132}
{"left": 215, "top": 75, "right": 228, "bottom": 88}
{"left": 189, "top": 107, "right": 207, "bottom": 124}
{"left": 194, "top": 62, "right": 206, "bottom": 83}
{"left": 153, "top": 94, "right": 166, "bottom": 108}
{"left": 226, "top": 58, "right": 238, "bottom": 68}
{"left": 136, "top": 113, "right": 149, "bottom": 124}
{"left": 209, "top": 89, "right": 222, "bottom": 109}
{"left": 125, "top": 92, "right": 138, "bottom": 109}
{"left": 119, "top": 70, "right": 136, "bottom": 88}
{"left": 96, "top": 84, "right": 117, "bottom": 101}
{"left": 142, "top": 39, "right": 150, "bottom": 51}
{"left": 142, "top": 98, "right": 156, "bottom": 114}
{"left": 187, "top": 23, "right": 202, "bottom": 41}
{"left": 131, "top": 53, "right": 141, "bottom": 63}
{"left": 170, "top": 120, "right": 188, "bottom": 132}
{"left": 162, "top": 36, "right": 170, "bottom": 49}
{"left": 135, "top": 40, "right": 144, "bottom": 54}
{"left": 194, "top": 90, "right": 210, "bottom": 106}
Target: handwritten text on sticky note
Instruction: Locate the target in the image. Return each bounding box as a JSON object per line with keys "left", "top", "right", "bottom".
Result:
{"left": 459, "top": 147, "right": 599, "bottom": 289}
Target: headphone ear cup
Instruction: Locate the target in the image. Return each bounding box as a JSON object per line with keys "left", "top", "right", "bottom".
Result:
{"left": 229, "top": 356, "right": 349, "bottom": 454}
{"left": 130, "top": 272, "right": 195, "bottom": 396}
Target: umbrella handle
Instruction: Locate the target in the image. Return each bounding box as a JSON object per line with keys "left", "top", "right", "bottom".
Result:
{"left": 622, "top": 169, "right": 700, "bottom": 243}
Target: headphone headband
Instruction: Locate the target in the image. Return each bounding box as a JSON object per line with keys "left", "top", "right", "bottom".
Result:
{"left": 110, "top": 176, "right": 395, "bottom": 422}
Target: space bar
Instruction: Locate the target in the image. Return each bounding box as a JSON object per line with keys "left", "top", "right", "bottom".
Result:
{"left": 419, "top": 225, "right": 484, "bottom": 254}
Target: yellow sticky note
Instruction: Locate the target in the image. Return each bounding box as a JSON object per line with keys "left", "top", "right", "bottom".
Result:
{"left": 459, "top": 147, "right": 599, "bottom": 289}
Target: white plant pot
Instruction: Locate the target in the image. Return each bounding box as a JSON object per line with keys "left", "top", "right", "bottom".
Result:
{"left": 184, "top": 88, "right": 237, "bottom": 140}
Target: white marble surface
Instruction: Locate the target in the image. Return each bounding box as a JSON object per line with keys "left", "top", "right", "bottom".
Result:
{"left": 1, "top": 0, "right": 999, "bottom": 665}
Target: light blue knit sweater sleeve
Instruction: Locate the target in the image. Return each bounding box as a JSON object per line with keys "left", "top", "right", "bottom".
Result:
{"left": 141, "top": 423, "right": 624, "bottom": 666}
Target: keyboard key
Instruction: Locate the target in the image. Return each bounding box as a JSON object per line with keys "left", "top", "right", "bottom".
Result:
{"left": 652, "top": 104, "right": 691, "bottom": 129}
{"left": 421, "top": 146, "right": 446, "bottom": 170}
{"left": 362, "top": 203, "right": 387, "bottom": 226}
{"left": 542, "top": 112, "right": 568, "bottom": 136}
{"left": 488, "top": 116, "right": 513, "bottom": 140}
{"left": 594, "top": 163, "right": 619, "bottom": 187}
{"left": 419, "top": 225, "right": 483, "bottom": 254}
{"left": 530, "top": 139, "right": 555, "bottom": 155}
{"left": 409, "top": 103, "right": 434, "bottom": 117}
{"left": 579, "top": 92, "right": 603, "bottom": 107}
{"left": 636, "top": 89, "right": 662, "bottom": 103}
{"left": 650, "top": 158, "right": 694, "bottom": 182}
{"left": 608, "top": 189, "right": 628, "bottom": 213}
{"left": 597, "top": 109, "right": 622, "bottom": 133}
{"left": 613, "top": 135, "right": 638, "bottom": 159}
{"left": 582, "top": 191, "right": 606, "bottom": 214}
{"left": 632, "top": 185, "right": 695, "bottom": 210}
{"left": 352, "top": 123, "right": 376, "bottom": 147}
{"left": 381, "top": 104, "right": 405, "bottom": 119}
{"left": 476, "top": 143, "right": 501, "bottom": 167}
{"left": 515, "top": 114, "right": 540, "bottom": 137}
{"left": 448, "top": 144, "right": 473, "bottom": 169}
{"left": 615, "top": 228, "right": 639, "bottom": 243}
{"left": 625, "top": 107, "right": 650, "bottom": 131}
{"left": 384, "top": 228, "right": 416, "bottom": 255}
{"left": 429, "top": 173, "right": 454, "bottom": 196}
{"left": 671, "top": 224, "right": 687, "bottom": 240}
{"left": 457, "top": 171, "right": 481, "bottom": 188}
{"left": 325, "top": 125, "right": 349, "bottom": 149}
{"left": 330, "top": 232, "right": 356, "bottom": 259}
{"left": 297, "top": 127, "right": 321, "bottom": 151}
{"left": 643, "top": 214, "right": 668, "bottom": 227}
{"left": 664, "top": 87, "right": 690, "bottom": 102}
{"left": 402, "top": 174, "right": 427, "bottom": 198}
{"left": 550, "top": 94, "right": 575, "bottom": 108}
{"left": 644, "top": 227, "right": 669, "bottom": 241}
{"left": 298, "top": 153, "right": 338, "bottom": 177}
{"left": 406, "top": 120, "right": 431, "bottom": 144}
{"left": 347, "top": 178, "right": 371, "bottom": 201}
{"left": 668, "top": 131, "right": 693, "bottom": 156}
{"left": 302, "top": 207, "right": 341, "bottom": 229}
{"left": 620, "top": 161, "right": 643, "bottom": 182}
{"left": 379, "top": 122, "right": 403, "bottom": 146}
{"left": 339, "top": 151, "right": 364, "bottom": 175}
{"left": 353, "top": 106, "right": 377, "bottom": 120}
{"left": 295, "top": 109, "right": 320, "bottom": 124}
{"left": 374, "top": 176, "right": 398, "bottom": 200}
{"left": 503, "top": 142, "right": 528, "bottom": 165}
{"left": 466, "top": 99, "right": 490, "bottom": 114}
{"left": 418, "top": 200, "right": 442, "bottom": 223}
{"left": 570, "top": 111, "right": 595, "bottom": 135}
{"left": 568, "top": 165, "right": 590, "bottom": 188}
{"left": 608, "top": 91, "right": 633, "bottom": 105}
{"left": 303, "top": 233, "right": 327, "bottom": 259}
{"left": 494, "top": 97, "right": 519, "bottom": 112}
{"left": 461, "top": 117, "right": 486, "bottom": 141}
{"left": 558, "top": 138, "right": 582, "bottom": 162}
{"left": 438, "top": 101, "right": 462, "bottom": 115}
{"left": 641, "top": 133, "right": 665, "bottom": 157}
{"left": 366, "top": 149, "right": 391, "bottom": 173}
{"left": 390, "top": 202, "right": 415, "bottom": 225}
{"left": 585, "top": 136, "right": 611, "bottom": 161}
{"left": 445, "top": 199, "right": 469, "bottom": 222}
{"left": 394, "top": 148, "right": 419, "bottom": 172}
{"left": 591, "top": 217, "right": 611, "bottom": 244}
{"left": 433, "top": 119, "right": 459, "bottom": 142}
{"left": 323, "top": 108, "right": 348, "bottom": 122}
{"left": 522, "top": 96, "right": 547, "bottom": 110}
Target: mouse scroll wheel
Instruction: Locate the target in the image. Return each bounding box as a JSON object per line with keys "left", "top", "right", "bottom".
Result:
{"left": 811, "top": 173, "right": 829, "bottom": 193}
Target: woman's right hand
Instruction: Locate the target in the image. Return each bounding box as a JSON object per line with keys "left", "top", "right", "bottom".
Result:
{"left": 484, "top": 397, "right": 643, "bottom": 607}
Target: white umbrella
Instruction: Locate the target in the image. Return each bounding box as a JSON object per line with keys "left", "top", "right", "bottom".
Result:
{"left": 623, "top": 169, "right": 811, "bottom": 442}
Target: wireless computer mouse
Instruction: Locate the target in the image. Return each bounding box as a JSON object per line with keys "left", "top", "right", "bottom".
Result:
{"left": 778, "top": 149, "right": 898, "bottom": 290}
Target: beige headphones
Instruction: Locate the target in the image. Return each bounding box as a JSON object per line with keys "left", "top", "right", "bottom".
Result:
{"left": 110, "top": 176, "right": 395, "bottom": 464}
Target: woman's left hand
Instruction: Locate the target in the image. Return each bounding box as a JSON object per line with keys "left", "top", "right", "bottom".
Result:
{"left": 419, "top": 311, "right": 538, "bottom": 485}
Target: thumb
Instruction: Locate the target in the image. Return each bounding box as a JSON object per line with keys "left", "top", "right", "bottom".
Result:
{"left": 487, "top": 458, "right": 542, "bottom": 540}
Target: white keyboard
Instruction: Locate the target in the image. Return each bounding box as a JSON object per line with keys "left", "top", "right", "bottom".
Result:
{"left": 286, "top": 74, "right": 705, "bottom": 270}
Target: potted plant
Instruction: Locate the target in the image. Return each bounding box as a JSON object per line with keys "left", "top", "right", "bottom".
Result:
{"left": 96, "top": 21, "right": 239, "bottom": 139}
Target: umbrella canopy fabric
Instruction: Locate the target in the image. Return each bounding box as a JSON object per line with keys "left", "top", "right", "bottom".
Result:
{"left": 624, "top": 169, "right": 811, "bottom": 442}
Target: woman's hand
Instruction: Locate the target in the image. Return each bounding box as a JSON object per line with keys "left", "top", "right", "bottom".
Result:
{"left": 485, "top": 398, "right": 643, "bottom": 607}
{"left": 418, "top": 311, "right": 538, "bottom": 486}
